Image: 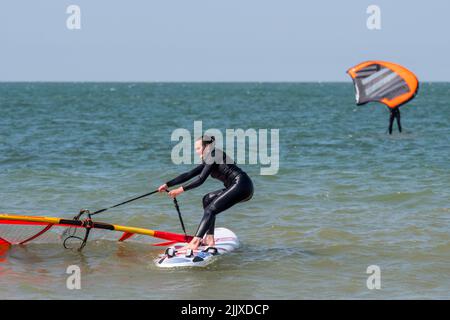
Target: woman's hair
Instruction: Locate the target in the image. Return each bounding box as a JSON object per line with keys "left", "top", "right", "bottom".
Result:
{"left": 196, "top": 135, "right": 215, "bottom": 148}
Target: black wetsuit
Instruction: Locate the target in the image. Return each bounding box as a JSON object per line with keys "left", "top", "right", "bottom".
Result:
{"left": 388, "top": 107, "right": 402, "bottom": 134}
{"left": 166, "top": 149, "right": 254, "bottom": 238}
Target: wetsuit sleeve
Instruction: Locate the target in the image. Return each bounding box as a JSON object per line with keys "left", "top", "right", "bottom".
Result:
{"left": 166, "top": 164, "right": 204, "bottom": 188}
{"left": 181, "top": 163, "right": 214, "bottom": 191}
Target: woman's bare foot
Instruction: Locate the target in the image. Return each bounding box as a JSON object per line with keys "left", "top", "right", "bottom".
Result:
{"left": 204, "top": 234, "right": 215, "bottom": 247}
{"left": 182, "top": 237, "right": 202, "bottom": 251}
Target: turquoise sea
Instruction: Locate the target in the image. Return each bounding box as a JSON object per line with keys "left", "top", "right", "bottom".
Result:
{"left": 0, "top": 83, "right": 449, "bottom": 299}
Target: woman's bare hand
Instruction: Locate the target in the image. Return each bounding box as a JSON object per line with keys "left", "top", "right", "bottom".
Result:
{"left": 158, "top": 184, "right": 168, "bottom": 192}
{"left": 168, "top": 187, "right": 184, "bottom": 198}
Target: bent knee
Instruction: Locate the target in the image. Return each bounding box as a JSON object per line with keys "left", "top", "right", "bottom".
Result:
{"left": 202, "top": 194, "right": 210, "bottom": 208}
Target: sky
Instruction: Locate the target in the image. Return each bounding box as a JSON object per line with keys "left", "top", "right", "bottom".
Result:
{"left": 1, "top": 0, "right": 449, "bottom": 82}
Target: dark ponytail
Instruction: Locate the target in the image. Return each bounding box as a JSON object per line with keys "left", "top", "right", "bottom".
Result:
{"left": 198, "top": 135, "right": 215, "bottom": 148}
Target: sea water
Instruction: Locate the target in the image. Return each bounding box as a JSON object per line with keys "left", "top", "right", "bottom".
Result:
{"left": 0, "top": 83, "right": 449, "bottom": 299}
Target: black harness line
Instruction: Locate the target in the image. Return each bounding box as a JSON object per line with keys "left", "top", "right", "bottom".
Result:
{"left": 90, "top": 190, "right": 159, "bottom": 216}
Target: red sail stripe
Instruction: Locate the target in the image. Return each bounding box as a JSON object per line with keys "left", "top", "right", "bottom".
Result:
{"left": 19, "top": 224, "right": 54, "bottom": 245}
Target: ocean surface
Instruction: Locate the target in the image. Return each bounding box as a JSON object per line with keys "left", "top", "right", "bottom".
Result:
{"left": 0, "top": 83, "right": 449, "bottom": 299}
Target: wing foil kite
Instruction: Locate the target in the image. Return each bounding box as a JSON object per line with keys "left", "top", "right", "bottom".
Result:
{"left": 347, "top": 61, "right": 419, "bottom": 109}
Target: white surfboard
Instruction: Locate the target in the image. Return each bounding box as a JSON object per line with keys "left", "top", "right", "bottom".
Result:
{"left": 154, "top": 227, "right": 239, "bottom": 268}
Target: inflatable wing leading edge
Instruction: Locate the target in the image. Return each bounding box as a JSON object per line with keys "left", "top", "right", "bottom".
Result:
{"left": 347, "top": 61, "right": 419, "bottom": 109}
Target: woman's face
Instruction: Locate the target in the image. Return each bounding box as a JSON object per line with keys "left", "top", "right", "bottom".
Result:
{"left": 194, "top": 140, "right": 204, "bottom": 159}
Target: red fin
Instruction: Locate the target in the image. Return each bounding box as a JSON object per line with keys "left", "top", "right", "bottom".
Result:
{"left": 153, "top": 230, "right": 193, "bottom": 243}
{"left": 119, "top": 232, "right": 134, "bottom": 242}
{"left": 151, "top": 240, "right": 179, "bottom": 247}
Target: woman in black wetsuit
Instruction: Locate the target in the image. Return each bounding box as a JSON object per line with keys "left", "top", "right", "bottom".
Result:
{"left": 388, "top": 107, "right": 402, "bottom": 134}
{"left": 158, "top": 135, "right": 254, "bottom": 250}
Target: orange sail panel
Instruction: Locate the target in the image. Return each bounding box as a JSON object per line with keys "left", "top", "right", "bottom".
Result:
{"left": 347, "top": 61, "right": 419, "bottom": 109}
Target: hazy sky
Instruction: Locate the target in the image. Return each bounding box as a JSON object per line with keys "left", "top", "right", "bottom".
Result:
{"left": 1, "top": 1, "right": 448, "bottom": 81}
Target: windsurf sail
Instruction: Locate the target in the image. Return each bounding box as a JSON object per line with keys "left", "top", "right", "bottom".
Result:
{"left": 0, "top": 189, "right": 192, "bottom": 251}
{"left": 347, "top": 61, "right": 419, "bottom": 109}
{"left": 0, "top": 213, "right": 193, "bottom": 250}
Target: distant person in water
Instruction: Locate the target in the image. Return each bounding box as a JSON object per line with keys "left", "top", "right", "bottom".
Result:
{"left": 158, "top": 135, "right": 254, "bottom": 251}
{"left": 388, "top": 107, "right": 402, "bottom": 134}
